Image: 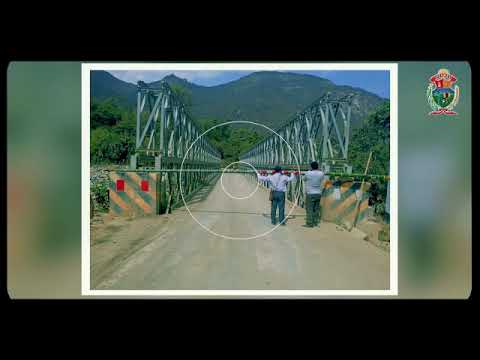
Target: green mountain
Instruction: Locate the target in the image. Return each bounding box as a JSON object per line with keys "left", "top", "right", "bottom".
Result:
{"left": 90, "top": 70, "right": 386, "bottom": 132}
{"left": 90, "top": 71, "right": 137, "bottom": 107}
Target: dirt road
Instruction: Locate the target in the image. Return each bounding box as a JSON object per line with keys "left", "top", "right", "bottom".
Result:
{"left": 91, "top": 174, "right": 389, "bottom": 290}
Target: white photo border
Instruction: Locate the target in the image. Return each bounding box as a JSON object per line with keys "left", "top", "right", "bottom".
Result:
{"left": 81, "top": 62, "right": 398, "bottom": 297}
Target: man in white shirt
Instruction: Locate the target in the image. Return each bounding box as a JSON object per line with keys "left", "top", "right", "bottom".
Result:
{"left": 301, "top": 161, "right": 326, "bottom": 228}
{"left": 257, "top": 165, "right": 297, "bottom": 226}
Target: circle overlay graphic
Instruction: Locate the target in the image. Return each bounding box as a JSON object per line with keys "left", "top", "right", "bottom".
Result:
{"left": 179, "top": 120, "right": 301, "bottom": 240}
{"left": 220, "top": 161, "right": 260, "bottom": 200}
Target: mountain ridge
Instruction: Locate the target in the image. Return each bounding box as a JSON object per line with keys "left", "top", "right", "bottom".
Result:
{"left": 90, "top": 70, "right": 387, "bottom": 132}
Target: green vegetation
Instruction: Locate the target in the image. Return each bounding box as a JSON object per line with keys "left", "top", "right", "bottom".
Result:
{"left": 91, "top": 98, "right": 123, "bottom": 129}
{"left": 170, "top": 84, "right": 193, "bottom": 110}
{"left": 89, "top": 94, "right": 390, "bottom": 217}
{"left": 199, "top": 119, "right": 264, "bottom": 166}
{"left": 90, "top": 97, "right": 264, "bottom": 166}
{"left": 91, "top": 180, "right": 109, "bottom": 211}
{"left": 91, "top": 70, "right": 386, "bottom": 134}
{"left": 90, "top": 98, "right": 136, "bottom": 164}
{"left": 348, "top": 101, "right": 390, "bottom": 215}
{"left": 349, "top": 101, "right": 389, "bottom": 175}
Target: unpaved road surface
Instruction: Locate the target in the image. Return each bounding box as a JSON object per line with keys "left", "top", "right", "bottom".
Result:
{"left": 91, "top": 174, "right": 389, "bottom": 290}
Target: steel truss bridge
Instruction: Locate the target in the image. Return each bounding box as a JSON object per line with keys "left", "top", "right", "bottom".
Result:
{"left": 130, "top": 81, "right": 221, "bottom": 213}
{"left": 239, "top": 93, "right": 360, "bottom": 207}
{"left": 130, "top": 81, "right": 386, "bottom": 213}
{"left": 240, "top": 93, "right": 355, "bottom": 172}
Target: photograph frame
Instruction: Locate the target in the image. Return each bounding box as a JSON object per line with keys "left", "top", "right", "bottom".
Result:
{"left": 81, "top": 62, "right": 398, "bottom": 297}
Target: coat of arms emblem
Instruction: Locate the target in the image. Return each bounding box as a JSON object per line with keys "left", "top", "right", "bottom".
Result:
{"left": 426, "top": 68, "right": 460, "bottom": 115}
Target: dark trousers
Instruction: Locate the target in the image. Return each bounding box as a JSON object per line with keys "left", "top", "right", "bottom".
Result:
{"left": 306, "top": 193, "right": 322, "bottom": 226}
{"left": 271, "top": 191, "right": 286, "bottom": 224}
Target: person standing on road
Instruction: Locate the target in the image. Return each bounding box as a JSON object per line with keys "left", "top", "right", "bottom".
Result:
{"left": 257, "top": 165, "right": 297, "bottom": 226}
{"left": 301, "top": 161, "right": 326, "bottom": 228}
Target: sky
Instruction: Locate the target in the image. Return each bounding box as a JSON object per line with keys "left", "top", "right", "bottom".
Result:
{"left": 108, "top": 70, "right": 390, "bottom": 99}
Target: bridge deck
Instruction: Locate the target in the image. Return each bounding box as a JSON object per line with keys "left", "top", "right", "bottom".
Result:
{"left": 91, "top": 174, "right": 389, "bottom": 290}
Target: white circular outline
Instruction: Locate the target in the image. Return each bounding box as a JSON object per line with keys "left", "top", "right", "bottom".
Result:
{"left": 220, "top": 161, "right": 260, "bottom": 200}
{"left": 179, "top": 120, "right": 301, "bottom": 240}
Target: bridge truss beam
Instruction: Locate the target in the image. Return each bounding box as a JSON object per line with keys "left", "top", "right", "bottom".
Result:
{"left": 240, "top": 92, "right": 355, "bottom": 173}
{"left": 239, "top": 93, "right": 356, "bottom": 207}
{"left": 131, "top": 81, "right": 222, "bottom": 213}
{"left": 132, "top": 81, "right": 221, "bottom": 169}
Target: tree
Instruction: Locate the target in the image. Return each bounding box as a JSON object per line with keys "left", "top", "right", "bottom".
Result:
{"left": 198, "top": 118, "right": 264, "bottom": 164}
{"left": 113, "top": 109, "right": 136, "bottom": 138}
{"left": 91, "top": 97, "right": 123, "bottom": 128}
{"left": 348, "top": 101, "right": 390, "bottom": 215}
{"left": 348, "top": 101, "right": 390, "bottom": 175}
{"left": 170, "top": 84, "right": 193, "bottom": 110}
{"left": 91, "top": 127, "right": 134, "bottom": 164}
{"left": 89, "top": 97, "right": 264, "bottom": 166}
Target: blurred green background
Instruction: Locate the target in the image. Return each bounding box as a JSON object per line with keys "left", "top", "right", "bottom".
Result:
{"left": 6, "top": 62, "right": 471, "bottom": 298}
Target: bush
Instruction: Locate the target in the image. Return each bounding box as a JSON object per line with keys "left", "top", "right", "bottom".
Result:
{"left": 368, "top": 180, "right": 388, "bottom": 216}
{"left": 91, "top": 98, "right": 123, "bottom": 128}
{"left": 90, "top": 98, "right": 136, "bottom": 165}
{"left": 91, "top": 127, "right": 134, "bottom": 164}
{"left": 91, "top": 180, "right": 109, "bottom": 212}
